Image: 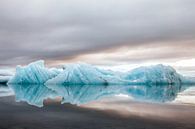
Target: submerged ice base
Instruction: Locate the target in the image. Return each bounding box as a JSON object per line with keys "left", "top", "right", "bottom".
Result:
{"left": 8, "top": 60, "right": 195, "bottom": 85}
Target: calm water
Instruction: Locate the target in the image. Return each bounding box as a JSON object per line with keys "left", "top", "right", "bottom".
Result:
{"left": 0, "top": 84, "right": 195, "bottom": 107}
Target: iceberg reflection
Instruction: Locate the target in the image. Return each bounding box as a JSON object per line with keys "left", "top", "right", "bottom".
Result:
{"left": 47, "top": 85, "right": 128, "bottom": 105}
{"left": 125, "top": 85, "right": 182, "bottom": 102}
{"left": 8, "top": 84, "right": 194, "bottom": 107}
{"left": 9, "top": 84, "right": 57, "bottom": 107}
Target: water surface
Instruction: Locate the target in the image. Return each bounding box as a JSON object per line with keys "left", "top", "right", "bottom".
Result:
{"left": 1, "top": 84, "right": 194, "bottom": 107}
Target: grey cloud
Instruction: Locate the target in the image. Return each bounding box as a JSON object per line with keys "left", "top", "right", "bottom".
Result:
{"left": 0, "top": 0, "right": 195, "bottom": 67}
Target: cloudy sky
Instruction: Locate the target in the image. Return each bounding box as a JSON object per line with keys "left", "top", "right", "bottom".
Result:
{"left": 0, "top": 0, "right": 195, "bottom": 73}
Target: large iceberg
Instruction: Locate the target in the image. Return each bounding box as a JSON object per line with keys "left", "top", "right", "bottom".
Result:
{"left": 8, "top": 60, "right": 195, "bottom": 85}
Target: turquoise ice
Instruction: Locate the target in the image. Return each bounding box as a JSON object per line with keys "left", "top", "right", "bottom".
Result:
{"left": 8, "top": 60, "right": 195, "bottom": 85}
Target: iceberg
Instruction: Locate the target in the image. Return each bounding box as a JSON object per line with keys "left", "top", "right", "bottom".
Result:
{"left": 0, "top": 76, "right": 12, "bottom": 84}
{"left": 8, "top": 60, "right": 61, "bottom": 84}
{"left": 7, "top": 60, "right": 195, "bottom": 85}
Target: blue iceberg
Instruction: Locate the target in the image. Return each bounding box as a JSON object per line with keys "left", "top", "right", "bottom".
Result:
{"left": 8, "top": 60, "right": 195, "bottom": 85}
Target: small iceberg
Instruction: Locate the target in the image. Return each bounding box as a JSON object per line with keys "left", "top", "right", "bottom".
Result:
{"left": 0, "top": 70, "right": 13, "bottom": 84}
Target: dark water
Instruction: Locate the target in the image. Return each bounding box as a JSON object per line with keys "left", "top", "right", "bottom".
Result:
{"left": 0, "top": 84, "right": 195, "bottom": 129}
{"left": 1, "top": 84, "right": 195, "bottom": 107}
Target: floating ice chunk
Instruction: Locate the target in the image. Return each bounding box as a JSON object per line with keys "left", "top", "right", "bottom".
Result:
{"left": 0, "top": 69, "right": 13, "bottom": 84}
{"left": 0, "top": 76, "right": 12, "bottom": 84}
{"left": 125, "top": 64, "right": 183, "bottom": 84}
{"left": 46, "top": 62, "right": 127, "bottom": 85}
{"left": 8, "top": 60, "right": 61, "bottom": 84}
{"left": 0, "top": 69, "right": 13, "bottom": 76}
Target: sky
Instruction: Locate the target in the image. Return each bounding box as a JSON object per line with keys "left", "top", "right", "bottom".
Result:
{"left": 0, "top": 0, "right": 195, "bottom": 73}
